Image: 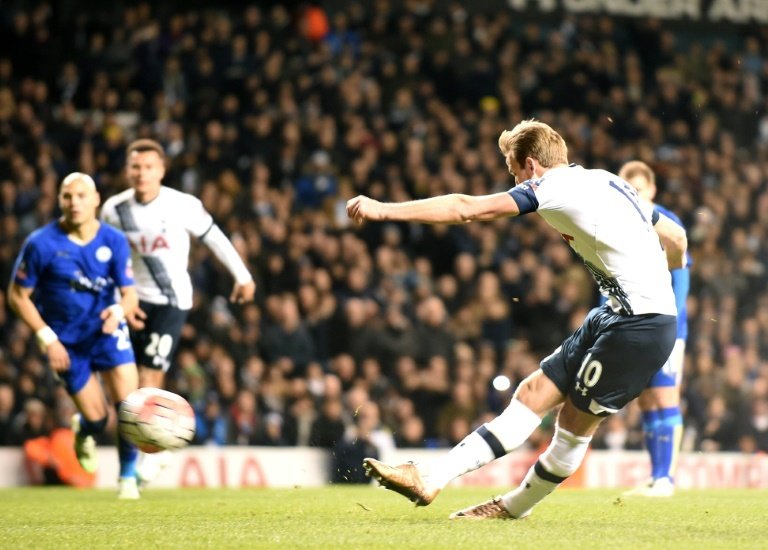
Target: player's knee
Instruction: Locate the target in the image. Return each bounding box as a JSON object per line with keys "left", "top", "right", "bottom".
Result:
{"left": 512, "top": 370, "right": 562, "bottom": 415}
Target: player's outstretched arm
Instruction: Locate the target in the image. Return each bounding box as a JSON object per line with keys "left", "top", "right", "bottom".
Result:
{"left": 7, "top": 282, "right": 71, "bottom": 371}
{"left": 654, "top": 213, "right": 687, "bottom": 270}
{"left": 100, "top": 285, "right": 139, "bottom": 334}
{"left": 199, "top": 224, "right": 255, "bottom": 301}
{"left": 346, "top": 192, "right": 520, "bottom": 225}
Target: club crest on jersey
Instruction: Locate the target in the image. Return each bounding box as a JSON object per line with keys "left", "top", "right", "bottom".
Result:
{"left": 96, "top": 246, "right": 113, "bottom": 262}
{"left": 130, "top": 234, "right": 170, "bottom": 254}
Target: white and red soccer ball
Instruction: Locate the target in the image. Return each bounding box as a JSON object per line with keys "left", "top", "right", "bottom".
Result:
{"left": 119, "top": 387, "right": 196, "bottom": 453}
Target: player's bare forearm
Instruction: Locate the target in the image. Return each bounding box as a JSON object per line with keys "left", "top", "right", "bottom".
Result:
{"left": 655, "top": 214, "right": 687, "bottom": 269}
{"left": 100, "top": 286, "right": 138, "bottom": 334}
{"left": 118, "top": 286, "right": 139, "bottom": 318}
{"left": 7, "top": 283, "right": 48, "bottom": 332}
{"left": 346, "top": 192, "right": 519, "bottom": 225}
{"left": 8, "top": 282, "right": 70, "bottom": 369}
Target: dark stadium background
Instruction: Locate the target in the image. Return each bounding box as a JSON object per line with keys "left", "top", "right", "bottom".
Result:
{"left": 0, "top": 1, "right": 766, "bottom": 475}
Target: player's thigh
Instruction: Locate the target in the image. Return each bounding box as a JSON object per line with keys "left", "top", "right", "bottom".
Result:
{"left": 90, "top": 321, "right": 138, "bottom": 402}
{"left": 57, "top": 344, "right": 97, "bottom": 398}
{"left": 101, "top": 363, "right": 139, "bottom": 403}
{"left": 131, "top": 302, "right": 188, "bottom": 373}
{"left": 139, "top": 365, "right": 165, "bottom": 388}
{"left": 513, "top": 368, "right": 567, "bottom": 416}
{"left": 71, "top": 374, "right": 110, "bottom": 420}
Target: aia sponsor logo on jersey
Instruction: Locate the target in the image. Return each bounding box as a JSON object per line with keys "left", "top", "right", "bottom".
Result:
{"left": 130, "top": 234, "right": 170, "bottom": 254}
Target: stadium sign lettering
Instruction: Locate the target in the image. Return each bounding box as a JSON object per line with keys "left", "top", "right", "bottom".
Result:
{"left": 506, "top": 0, "right": 768, "bottom": 22}
{"left": 178, "top": 454, "right": 267, "bottom": 488}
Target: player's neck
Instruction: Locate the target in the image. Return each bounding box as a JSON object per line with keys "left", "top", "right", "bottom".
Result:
{"left": 60, "top": 218, "right": 100, "bottom": 244}
{"left": 537, "top": 163, "right": 569, "bottom": 177}
{"left": 134, "top": 187, "right": 161, "bottom": 204}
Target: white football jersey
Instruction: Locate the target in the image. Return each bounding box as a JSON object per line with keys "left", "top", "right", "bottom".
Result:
{"left": 101, "top": 186, "right": 213, "bottom": 310}
{"left": 510, "top": 165, "right": 676, "bottom": 316}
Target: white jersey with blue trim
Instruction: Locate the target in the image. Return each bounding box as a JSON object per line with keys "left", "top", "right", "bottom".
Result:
{"left": 101, "top": 186, "right": 214, "bottom": 310}
{"left": 509, "top": 164, "right": 676, "bottom": 316}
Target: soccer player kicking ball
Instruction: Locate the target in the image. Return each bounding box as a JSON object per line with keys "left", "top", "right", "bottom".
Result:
{"left": 619, "top": 161, "right": 690, "bottom": 497}
{"left": 101, "top": 139, "right": 256, "bottom": 485}
{"left": 346, "top": 120, "right": 687, "bottom": 520}
{"left": 8, "top": 173, "right": 142, "bottom": 499}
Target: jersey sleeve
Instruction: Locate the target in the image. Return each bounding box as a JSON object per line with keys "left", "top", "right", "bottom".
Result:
{"left": 182, "top": 194, "right": 215, "bottom": 238}
{"left": 654, "top": 204, "right": 684, "bottom": 228}
{"left": 99, "top": 199, "right": 111, "bottom": 223}
{"left": 508, "top": 182, "right": 539, "bottom": 215}
{"left": 109, "top": 231, "right": 135, "bottom": 288}
{"left": 12, "top": 234, "right": 46, "bottom": 289}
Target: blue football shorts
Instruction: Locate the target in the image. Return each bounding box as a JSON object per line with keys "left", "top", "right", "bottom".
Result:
{"left": 647, "top": 338, "right": 685, "bottom": 388}
{"left": 58, "top": 321, "right": 136, "bottom": 394}
{"left": 541, "top": 304, "right": 676, "bottom": 416}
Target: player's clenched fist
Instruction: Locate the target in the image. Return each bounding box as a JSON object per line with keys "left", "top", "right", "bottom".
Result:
{"left": 346, "top": 195, "right": 382, "bottom": 224}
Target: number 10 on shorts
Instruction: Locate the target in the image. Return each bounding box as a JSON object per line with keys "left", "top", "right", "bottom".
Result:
{"left": 575, "top": 353, "right": 603, "bottom": 397}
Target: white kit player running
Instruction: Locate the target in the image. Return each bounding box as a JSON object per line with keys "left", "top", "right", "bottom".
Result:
{"left": 346, "top": 120, "right": 687, "bottom": 520}
{"left": 101, "top": 139, "right": 256, "bottom": 484}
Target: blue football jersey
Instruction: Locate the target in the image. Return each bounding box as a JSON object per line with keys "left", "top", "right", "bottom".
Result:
{"left": 12, "top": 221, "right": 134, "bottom": 344}
{"left": 654, "top": 204, "right": 690, "bottom": 341}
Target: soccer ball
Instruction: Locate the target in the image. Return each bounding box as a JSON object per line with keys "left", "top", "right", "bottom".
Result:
{"left": 119, "top": 387, "right": 196, "bottom": 453}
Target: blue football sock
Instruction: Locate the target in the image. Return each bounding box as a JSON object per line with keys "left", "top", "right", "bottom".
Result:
{"left": 641, "top": 410, "right": 661, "bottom": 478}
{"left": 78, "top": 415, "right": 108, "bottom": 437}
{"left": 653, "top": 406, "right": 683, "bottom": 480}
{"left": 115, "top": 403, "right": 138, "bottom": 479}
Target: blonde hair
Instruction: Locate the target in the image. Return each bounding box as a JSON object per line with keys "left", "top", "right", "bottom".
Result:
{"left": 61, "top": 172, "right": 96, "bottom": 191}
{"left": 618, "top": 160, "right": 655, "bottom": 187}
{"left": 498, "top": 119, "right": 568, "bottom": 168}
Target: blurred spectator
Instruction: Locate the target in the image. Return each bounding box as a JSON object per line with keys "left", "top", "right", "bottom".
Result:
{"left": 0, "top": 383, "right": 16, "bottom": 445}
{"left": 193, "top": 393, "right": 228, "bottom": 446}
{"left": 332, "top": 399, "right": 393, "bottom": 483}
{"left": 0, "top": 2, "right": 767, "bottom": 460}
{"left": 8, "top": 398, "right": 49, "bottom": 445}
{"left": 310, "top": 397, "right": 347, "bottom": 449}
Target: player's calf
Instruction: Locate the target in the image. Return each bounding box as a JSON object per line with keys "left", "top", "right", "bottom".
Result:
{"left": 498, "top": 425, "right": 591, "bottom": 519}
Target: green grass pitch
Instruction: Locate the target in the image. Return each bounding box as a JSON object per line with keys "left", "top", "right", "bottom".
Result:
{"left": 1, "top": 486, "right": 766, "bottom": 549}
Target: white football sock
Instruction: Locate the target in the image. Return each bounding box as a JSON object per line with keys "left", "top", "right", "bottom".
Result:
{"left": 424, "top": 399, "right": 541, "bottom": 490}
{"left": 137, "top": 449, "right": 173, "bottom": 484}
{"left": 501, "top": 425, "right": 591, "bottom": 518}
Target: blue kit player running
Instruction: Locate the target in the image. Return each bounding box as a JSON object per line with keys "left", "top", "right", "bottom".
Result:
{"left": 620, "top": 161, "right": 690, "bottom": 497}
{"left": 8, "top": 172, "right": 142, "bottom": 499}
{"left": 347, "top": 120, "right": 687, "bottom": 520}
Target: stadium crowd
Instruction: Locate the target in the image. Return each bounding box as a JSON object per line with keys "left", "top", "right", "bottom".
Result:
{"left": 1, "top": 1, "right": 768, "bottom": 469}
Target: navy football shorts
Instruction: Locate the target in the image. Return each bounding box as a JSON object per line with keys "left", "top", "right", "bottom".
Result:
{"left": 130, "top": 301, "right": 188, "bottom": 373}
{"left": 541, "top": 304, "right": 676, "bottom": 416}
